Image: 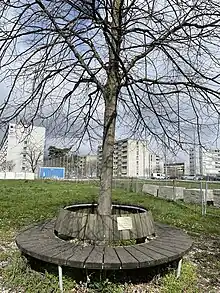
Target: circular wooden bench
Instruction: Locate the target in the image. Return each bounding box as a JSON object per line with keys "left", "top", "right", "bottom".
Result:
{"left": 16, "top": 220, "right": 192, "bottom": 269}
{"left": 16, "top": 204, "right": 192, "bottom": 291}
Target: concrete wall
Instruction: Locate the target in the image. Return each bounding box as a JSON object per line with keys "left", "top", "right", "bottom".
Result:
{"left": 183, "top": 189, "right": 214, "bottom": 204}
{"left": 157, "top": 186, "right": 185, "bottom": 201}
{"left": 175, "top": 187, "right": 185, "bottom": 200}
{"left": 213, "top": 189, "right": 220, "bottom": 207}
{"left": 158, "top": 186, "right": 173, "bottom": 200}
{"left": 142, "top": 184, "right": 158, "bottom": 197}
{"left": 135, "top": 182, "right": 144, "bottom": 193}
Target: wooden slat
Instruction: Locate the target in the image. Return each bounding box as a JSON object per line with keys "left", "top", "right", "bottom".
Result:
{"left": 134, "top": 244, "right": 169, "bottom": 265}
{"left": 120, "top": 228, "right": 131, "bottom": 240}
{"left": 150, "top": 240, "right": 183, "bottom": 253}
{"left": 123, "top": 246, "right": 154, "bottom": 268}
{"left": 78, "top": 214, "right": 88, "bottom": 240}
{"left": 95, "top": 215, "right": 105, "bottom": 241}
{"left": 147, "top": 211, "right": 156, "bottom": 234}
{"left": 59, "top": 211, "right": 74, "bottom": 236}
{"left": 85, "top": 214, "right": 96, "bottom": 240}
{"left": 139, "top": 213, "right": 150, "bottom": 237}
{"left": 66, "top": 212, "right": 80, "bottom": 238}
{"left": 103, "top": 247, "right": 121, "bottom": 269}
{"left": 144, "top": 243, "right": 182, "bottom": 263}
{"left": 154, "top": 236, "right": 192, "bottom": 248}
{"left": 92, "top": 213, "right": 97, "bottom": 241}
{"left": 54, "top": 209, "right": 69, "bottom": 233}
{"left": 50, "top": 243, "right": 79, "bottom": 265}
{"left": 115, "top": 247, "right": 139, "bottom": 269}
{"left": 19, "top": 240, "right": 71, "bottom": 264}
{"left": 133, "top": 213, "right": 143, "bottom": 239}
{"left": 84, "top": 246, "right": 105, "bottom": 269}
{"left": 66, "top": 246, "right": 94, "bottom": 268}
{"left": 150, "top": 239, "right": 191, "bottom": 255}
{"left": 112, "top": 215, "right": 120, "bottom": 241}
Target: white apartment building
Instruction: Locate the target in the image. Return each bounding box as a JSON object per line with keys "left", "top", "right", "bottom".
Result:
{"left": 189, "top": 147, "right": 220, "bottom": 176}
{"left": 153, "top": 154, "right": 164, "bottom": 174}
{"left": 78, "top": 155, "right": 97, "bottom": 177}
{"left": 98, "top": 139, "right": 163, "bottom": 178}
{"left": 164, "top": 162, "right": 186, "bottom": 178}
{"left": 0, "top": 123, "right": 45, "bottom": 173}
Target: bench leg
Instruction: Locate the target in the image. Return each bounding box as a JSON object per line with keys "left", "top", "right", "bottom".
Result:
{"left": 58, "top": 265, "right": 63, "bottom": 292}
{"left": 176, "top": 258, "right": 182, "bottom": 278}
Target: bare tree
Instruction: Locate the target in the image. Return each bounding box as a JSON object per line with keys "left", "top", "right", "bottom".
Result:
{"left": 84, "top": 157, "right": 98, "bottom": 177}
{"left": 0, "top": 160, "right": 15, "bottom": 172}
{"left": 22, "top": 145, "right": 43, "bottom": 173}
{"left": 1, "top": 1, "right": 220, "bottom": 214}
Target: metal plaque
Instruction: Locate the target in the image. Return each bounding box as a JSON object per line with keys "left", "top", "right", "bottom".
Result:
{"left": 117, "top": 217, "right": 133, "bottom": 230}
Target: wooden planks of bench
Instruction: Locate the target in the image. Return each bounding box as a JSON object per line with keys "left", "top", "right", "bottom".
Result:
{"left": 54, "top": 207, "right": 155, "bottom": 241}
{"left": 16, "top": 220, "right": 192, "bottom": 270}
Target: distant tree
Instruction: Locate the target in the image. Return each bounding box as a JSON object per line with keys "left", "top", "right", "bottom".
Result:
{"left": 48, "top": 146, "right": 70, "bottom": 159}
{"left": 0, "top": 160, "right": 15, "bottom": 172}
{"left": 81, "top": 157, "right": 98, "bottom": 177}
{"left": 87, "top": 160, "right": 98, "bottom": 178}
{"left": 22, "top": 145, "right": 43, "bottom": 173}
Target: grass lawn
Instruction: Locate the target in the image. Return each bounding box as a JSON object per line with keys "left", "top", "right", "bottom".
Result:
{"left": 1, "top": 179, "right": 220, "bottom": 292}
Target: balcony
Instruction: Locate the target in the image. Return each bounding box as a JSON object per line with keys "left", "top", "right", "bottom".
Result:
{"left": 121, "top": 155, "right": 127, "bottom": 160}
{"left": 121, "top": 149, "right": 127, "bottom": 154}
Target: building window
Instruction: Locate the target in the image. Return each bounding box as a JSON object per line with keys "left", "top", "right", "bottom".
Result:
{"left": 10, "top": 125, "right": 13, "bottom": 128}
{"left": 23, "top": 146, "right": 27, "bottom": 150}
{"left": 22, "top": 167, "right": 25, "bottom": 171}
{"left": 23, "top": 154, "right": 26, "bottom": 158}
{"left": 24, "top": 141, "right": 27, "bottom": 144}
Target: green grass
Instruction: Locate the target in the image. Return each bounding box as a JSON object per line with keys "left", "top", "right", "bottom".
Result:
{"left": 0, "top": 179, "right": 219, "bottom": 292}
{"left": 0, "top": 180, "right": 99, "bottom": 239}
{"left": 1, "top": 251, "right": 78, "bottom": 293}
{"left": 160, "top": 262, "right": 198, "bottom": 293}
{"left": 1, "top": 179, "right": 220, "bottom": 239}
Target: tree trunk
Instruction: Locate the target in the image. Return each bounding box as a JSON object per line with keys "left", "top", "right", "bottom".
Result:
{"left": 98, "top": 85, "right": 118, "bottom": 215}
{"left": 97, "top": 0, "right": 122, "bottom": 215}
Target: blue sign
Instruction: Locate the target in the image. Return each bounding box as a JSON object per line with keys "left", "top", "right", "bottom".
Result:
{"left": 39, "top": 167, "right": 65, "bottom": 179}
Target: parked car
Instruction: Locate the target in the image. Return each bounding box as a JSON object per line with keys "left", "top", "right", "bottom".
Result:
{"left": 151, "top": 173, "right": 166, "bottom": 180}
{"left": 181, "top": 175, "right": 196, "bottom": 180}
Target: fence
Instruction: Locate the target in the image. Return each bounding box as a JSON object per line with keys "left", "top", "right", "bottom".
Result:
{"left": 111, "top": 178, "right": 220, "bottom": 217}
{"left": 36, "top": 176, "right": 220, "bottom": 216}
{"left": 0, "top": 172, "right": 35, "bottom": 180}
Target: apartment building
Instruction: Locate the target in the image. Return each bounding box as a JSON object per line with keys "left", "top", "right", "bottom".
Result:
{"left": 189, "top": 147, "right": 220, "bottom": 176}
{"left": 0, "top": 123, "right": 45, "bottom": 173}
{"left": 164, "top": 162, "right": 185, "bottom": 178}
{"left": 98, "top": 139, "right": 163, "bottom": 178}
{"left": 78, "top": 155, "right": 97, "bottom": 177}
{"left": 153, "top": 154, "right": 164, "bottom": 174}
